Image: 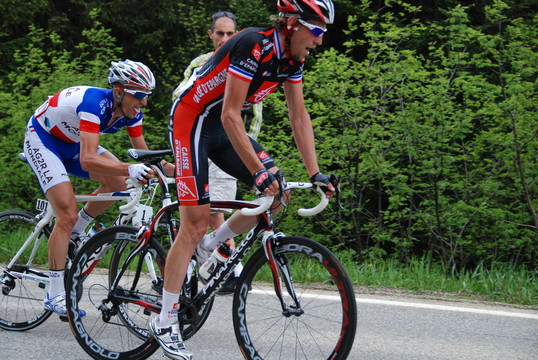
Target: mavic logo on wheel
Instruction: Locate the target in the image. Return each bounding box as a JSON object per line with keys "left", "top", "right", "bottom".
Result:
{"left": 69, "top": 252, "right": 121, "bottom": 359}
{"left": 276, "top": 244, "right": 324, "bottom": 263}
{"left": 237, "top": 283, "right": 263, "bottom": 360}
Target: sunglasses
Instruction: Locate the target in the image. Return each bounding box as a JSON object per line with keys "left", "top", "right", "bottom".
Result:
{"left": 122, "top": 88, "right": 151, "bottom": 100}
{"left": 212, "top": 11, "right": 236, "bottom": 20}
{"left": 297, "top": 19, "right": 327, "bottom": 37}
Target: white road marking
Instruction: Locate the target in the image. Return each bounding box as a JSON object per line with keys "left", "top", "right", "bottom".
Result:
{"left": 250, "top": 289, "right": 538, "bottom": 320}
{"left": 356, "top": 297, "right": 538, "bottom": 319}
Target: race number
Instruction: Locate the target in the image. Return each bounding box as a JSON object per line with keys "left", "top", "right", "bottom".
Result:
{"left": 36, "top": 199, "right": 49, "bottom": 212}
{"left": 133, "top": 204, "right": 153, "bottom": 227}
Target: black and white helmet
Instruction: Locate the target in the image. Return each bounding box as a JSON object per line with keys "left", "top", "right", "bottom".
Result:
{"left": 277, "top": 0, "right": 335, "bottom": 24}
{"left": 108, "top": 59, "right": 155, "bottom": 91}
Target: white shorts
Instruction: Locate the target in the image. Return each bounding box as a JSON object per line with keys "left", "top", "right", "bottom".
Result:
{"left": 24, "top": 118, "right": 107, "bottom": 193}
{"left": 209, "top": 161, "right": 237, "bottom": 213}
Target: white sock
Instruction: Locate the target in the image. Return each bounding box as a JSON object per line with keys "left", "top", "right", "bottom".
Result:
{"left": 233, "top": 262, "right": 243, "bottom": 278}
{"left": 201, "top": 222, "right": 239, "bottom": 251}
{"left": 159, "top": 289, "right": 179, "bottom": 327}
{"left": 72, "top": 208, "right": 94, "bottom": 234}
{"left": 48, "top": 270, "right": 64, "bottom": 298}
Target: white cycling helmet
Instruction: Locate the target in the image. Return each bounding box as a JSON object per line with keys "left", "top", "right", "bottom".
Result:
{"left": 277, "top": 0, "right": 335, "bottom": 24}
{"left": 108, "top": 59, "right": 156, "bottom": 92}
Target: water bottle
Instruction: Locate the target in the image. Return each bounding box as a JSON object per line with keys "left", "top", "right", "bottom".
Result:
{"left": 199, "top": 243, "right": 233, "bottom": 283}
{"left": 87, "top": 222, "right": 105, "bottom": 238}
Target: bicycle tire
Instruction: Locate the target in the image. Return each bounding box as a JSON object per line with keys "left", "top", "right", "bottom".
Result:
{"left": 0, "top": 210, "right": 53, "bottom": 331}
{"left": 232, "top": 236, "right": 357, "bottom": 360}
{"left": 66, "top": 226, "right": 163, "bottom": 359}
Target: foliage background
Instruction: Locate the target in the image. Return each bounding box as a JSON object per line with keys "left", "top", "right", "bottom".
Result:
{"left": 0, "top": 0, "right": 536, "bottom": 271}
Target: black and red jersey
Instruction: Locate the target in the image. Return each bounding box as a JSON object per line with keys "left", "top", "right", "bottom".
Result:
{"left": 174, "top": 26, "right": 303, "bottom": 117}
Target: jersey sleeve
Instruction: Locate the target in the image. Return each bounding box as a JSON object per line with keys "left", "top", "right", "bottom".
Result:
{"left": 228, "top": 34, "right": 263, "bottom": 82}
{"left": 77, "top": 88, "right": 109, "bottom": 133}
{"left": 80, "top": 119, "right": 100, "bottom": 133}
{"left": 126, "top": 124, "right": 143, "bottom": 137}
{"left": 286, "top": 65, "right": 303, "bottom": 83}
{"left": 126, "top": 114, "right": 143, "bottom": 137}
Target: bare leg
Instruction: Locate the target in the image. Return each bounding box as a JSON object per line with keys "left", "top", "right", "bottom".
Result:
{"left": 45, "top": 182, "right": 78, "bottom": 270}
{"left": 164, "top": 204, "right": 211, "bottom": 294}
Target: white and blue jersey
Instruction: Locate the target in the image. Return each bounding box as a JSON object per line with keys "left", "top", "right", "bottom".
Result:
{"left": 32, "top": 86, "right": 143, "bottom": 142}
{"left": 24, "top": 86, "right": 144, "bottom": 192}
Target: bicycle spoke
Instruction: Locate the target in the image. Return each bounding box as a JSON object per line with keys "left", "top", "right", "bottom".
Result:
{"left": 233, "top": 236, "right": 357, "bottom": 360}
{"left": 0, "top": 210, "right": 52, "bottom": 331}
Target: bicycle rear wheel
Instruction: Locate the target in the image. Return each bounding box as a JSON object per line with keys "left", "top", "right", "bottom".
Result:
{"left": 0, "top": 210, "right": 53, "bottom": 331}
{"left": 66, "top": 226, "right": 164, "bottom": 359}
{"left": 232, "top": 236, "right": 357, "bottom": 360}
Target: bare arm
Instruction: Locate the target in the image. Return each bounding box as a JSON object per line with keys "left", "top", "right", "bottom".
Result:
{"left": 221, "top": 74, "right": 264, "bottom": 174}
{"left": 284, "top": 81, "right": 335, "bottom": 197}
{"left": 79, "top": 131, "right": 131, "bottom": 175}
{"left": 283, "top": 81, "right": 320, "bottom": 177}
{"left": 221, "top": 74, "right": 279, "bottom": 195}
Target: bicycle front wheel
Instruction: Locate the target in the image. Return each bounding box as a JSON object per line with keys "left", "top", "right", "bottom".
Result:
{"left": 66, "top": 226, "right": 165, "bottom": 359}
{"left": 0, "top": 210, "right": 53, "bottom": 331}
{"left": 233, "top": 236, "right": 357, "bottom": 360}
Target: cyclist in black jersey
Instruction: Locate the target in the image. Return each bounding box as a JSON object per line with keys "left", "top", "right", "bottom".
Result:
{"left": 152, "top": 2, "right": 337, "bottom": 359}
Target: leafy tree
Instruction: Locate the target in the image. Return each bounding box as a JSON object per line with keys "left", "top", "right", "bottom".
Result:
{"left": 263, "top": 0, "right": 537, "bottom": 269}
{"left": 0, "top": 10, "right": 120, "bottom": 209}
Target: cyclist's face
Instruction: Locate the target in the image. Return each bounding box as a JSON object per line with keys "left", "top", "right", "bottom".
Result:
{"left": 115, "top": 87, "right": 149, "bottom": 118}
{"left": 209, "top": 17, "right": 236, "bottom": 50}
{"left": 289, "top": 19, "right": 325, "bottom": 62}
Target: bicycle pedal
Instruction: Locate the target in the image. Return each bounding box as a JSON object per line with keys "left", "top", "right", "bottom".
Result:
{"left": 59, "top": 315, "right": 69, "bottom": 322}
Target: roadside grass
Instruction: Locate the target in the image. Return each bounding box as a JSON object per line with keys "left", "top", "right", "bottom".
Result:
{"left": 337, "top": 251, "right": 538, "bottom": 307}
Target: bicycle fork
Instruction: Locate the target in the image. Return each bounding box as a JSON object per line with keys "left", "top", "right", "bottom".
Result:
{"left": 261, "top": 231, "right": 304, "bottom": 317}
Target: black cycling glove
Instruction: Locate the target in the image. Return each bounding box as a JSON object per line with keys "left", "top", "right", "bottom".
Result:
{"left": 253, "top": 169, "right": 277, "bottom": 193}
{"left": 310, "top": 172, "right": 339, "bottom": 194}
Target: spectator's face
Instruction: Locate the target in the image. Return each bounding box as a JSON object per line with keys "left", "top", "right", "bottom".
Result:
{"left": 209, "top": 17, "right": 236, "bottom": 50}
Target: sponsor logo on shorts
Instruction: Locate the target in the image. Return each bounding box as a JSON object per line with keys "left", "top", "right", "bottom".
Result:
{"left": 25, "top": 140, "right": 53, "bottom": 185}
{"left": 181, "top": 147, "right": 190, "bottom": 171}
{"left": 177, "top": 176, "right": 198, "bottom": 201}
{"left": 174, "top": 140, "right": 182, "bottom": 176}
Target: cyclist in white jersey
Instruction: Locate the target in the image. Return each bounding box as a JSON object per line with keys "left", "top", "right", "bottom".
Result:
{"left": 23, "top": 60, "right": 174, "bottom": 317}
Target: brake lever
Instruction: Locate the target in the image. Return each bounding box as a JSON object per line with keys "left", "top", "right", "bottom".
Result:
{"left": 329, "top": 174, "right": 345, "bottom": 211}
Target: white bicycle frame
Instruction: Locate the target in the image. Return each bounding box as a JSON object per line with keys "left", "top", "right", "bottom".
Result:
{"left": 5, "top": 180, "right": 144, "bottom": 285}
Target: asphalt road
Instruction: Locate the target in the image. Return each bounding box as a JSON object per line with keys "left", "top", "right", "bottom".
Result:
{"left": 1, "top": 291, "right": 536, "bottom": 359}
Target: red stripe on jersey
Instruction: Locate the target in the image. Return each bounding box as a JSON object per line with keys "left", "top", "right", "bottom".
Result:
{"left": 126, "top": 125, "right": 143, "bottom": 138}
{"left": 48, "top": 93, "right": 60, "bottom": 107}
{"left": 228, "top": 68, "right": 253, "bottom": 82}
{"left": 286, "top": 77, "right": 303, "bottom": 84}
{"left": 49, "top": 125, "right": 76, "bottom": 143}
{"left": 80, "top": 120, "right": 100, "bottom": 133}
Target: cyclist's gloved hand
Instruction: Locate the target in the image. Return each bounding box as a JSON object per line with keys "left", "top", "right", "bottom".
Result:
{"left": 128, "top": 163, "right": 151, "bottom": 182}
{"left": 253, "top": 169, "right": 277, "bottom": 193}
{"left": 310, "top": 172, "right": 338, "bottom": 195}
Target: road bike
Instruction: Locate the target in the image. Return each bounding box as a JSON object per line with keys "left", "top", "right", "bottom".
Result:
{"left": 0, "top": 149, "right": 177, "bottom": 331}
{"left": 65, "top": 176, "right": 358, "bottom": 359}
